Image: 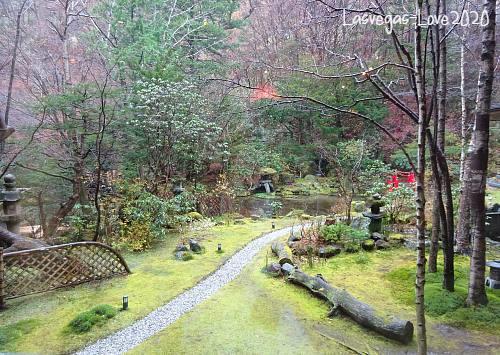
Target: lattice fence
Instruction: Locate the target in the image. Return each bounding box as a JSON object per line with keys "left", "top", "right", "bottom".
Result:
{"left": 1, "top": 242, "right": 130, "bottom": 300}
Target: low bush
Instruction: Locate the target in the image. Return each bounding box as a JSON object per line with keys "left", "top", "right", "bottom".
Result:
{"left": 67, "top": 305, "right": 118, "bottom": 334}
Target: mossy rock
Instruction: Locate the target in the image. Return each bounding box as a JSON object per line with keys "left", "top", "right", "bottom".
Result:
{"left": 303, "top": 174, "right": 317, "bottom": 182}
{"left": 187, "top": 211, "right": 203, "bottom": 220}
{"left": 300, "top": 214, "right": 313, "bottom": 220}
{"left": 361, "top": 239, "right": 375, "bottom": 251}
{"left": 175, "top": 251, "right": 194, "bottom": 261}
{"left": 317, "top": 245, "right": 341, "bottom": 258}
{"left": 234, "top": 219, "right": 246, "bottom": 225}
{"left": 67, "top": 305, "right": 117, "bottom": 334}
{"left": 260, "top": 167, "right": 277, "bottom": 175}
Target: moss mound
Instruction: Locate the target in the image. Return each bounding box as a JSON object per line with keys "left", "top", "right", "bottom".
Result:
{"left": 0, "top": 319, "right": 39, "bottom": 349}
{"left": 67, "top": 305, "right": 118, "bottom": 334}
{"left": 386, "top": 264, "right": 500, "bottom": 330}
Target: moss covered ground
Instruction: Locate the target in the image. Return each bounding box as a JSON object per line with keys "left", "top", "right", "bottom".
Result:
{"left": 132, "top": 241, "right": 500, "bottom": 355}
{"left": 0, "top": 218, "right": 296, "bottom": 354}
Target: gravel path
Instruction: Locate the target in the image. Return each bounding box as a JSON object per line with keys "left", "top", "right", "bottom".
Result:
{"left": 76, "top": 226, "right": 297, "bottom": 355}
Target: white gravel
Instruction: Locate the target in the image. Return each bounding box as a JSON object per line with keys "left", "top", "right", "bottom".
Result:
{"left": 76, "top": 225, "right": 297, "bottom": 355}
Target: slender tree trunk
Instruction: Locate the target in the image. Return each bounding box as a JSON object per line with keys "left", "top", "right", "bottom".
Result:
{"left": 435, "top": 0, "right": 454, "bottom": 291}
{"left": 466, "top": 0, "right": 496, "bottom": 307}
{"left": 457, "top": 36, "right": 471, "bottom": 254}
{"left": 414, "top": 2, "right": 427, "bottom": 351}
{"left": 4, "top": 0, "right": 28, "bottom": 126}
{"left": 429, "top": 182, "right": 440, "bottom": 273}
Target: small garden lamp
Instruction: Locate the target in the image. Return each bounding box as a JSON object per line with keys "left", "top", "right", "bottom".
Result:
{"left": 122, "top": 295, "right": 129, "bottom": 310}
{"left": 217, "top": 243, "right": 222, "bottom": 252}
{"left": 272, "top": 221, "right": 276, "bottom": 229}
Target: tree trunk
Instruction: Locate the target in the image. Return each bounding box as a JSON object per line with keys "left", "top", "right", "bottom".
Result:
{"left": 414, "top": 2, "right": 428, "bottom": 351}
{"left": 429, "top": 187, "right": 440, "bottom": 273}
{"left": 271, "top": 241, "right": 293, "bottom": 266}
{"left": 466, "top": 0, "right": 496, "bottom": 307}
{"left": 457, "top": 156, "right": 472, "bottom": 254}
{"left": 285, "top": 267, "right": 414, "bottom": 344}
{"left": 456, "top": 37, "right": 471, "bottom": 254}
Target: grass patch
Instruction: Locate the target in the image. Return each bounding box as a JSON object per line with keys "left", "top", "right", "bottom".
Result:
{"left": 0, "top": 218, "right": 297, "bottom": 354}
{"left": 0, "top": 319, "right": 39, "bottom": 350}
{"left": 386, "top": 259, "right": 500, "bottom": 331}
{"left": 67, "top": 305, "right": 118, "bottom": 334}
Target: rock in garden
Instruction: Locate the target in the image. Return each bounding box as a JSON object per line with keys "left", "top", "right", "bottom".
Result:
{"left": 175, "top": 243, "right": 189, "bottom": 252}
{"left": 175, "top": 251, "right": 193, "bottom": 261}
{"left": 371, "top": 232, "right": 386, "bottom": 241}
{"left": 351, "top": 216, "right": 371, "bottom": 232}
{"left": 361, "top": 239, "right": 375, "bottom": 251}
{"left": 250, "top": 214, "right": 261, "bottom": 221}
{"left": 234, "top": 219, "right": 246, "bottom": 225}
{"left": 189, "top": 239, "right": 202, "bottom": 253}
{"left": 266, "top": 262, "right": 282, "bottom": 274}
{"left": 375, "top": 239, "right": 390, "bottom": 250}
{"left": 317, "top": 245, "right": 341, "bottom": 258}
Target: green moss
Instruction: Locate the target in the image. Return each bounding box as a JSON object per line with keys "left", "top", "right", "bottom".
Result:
{"left": 67, "top": 305, "right": 118, "bottom": 334}
{"left": 0, "top": 319, "right": 39, "bottom": 350}
{"left": 0, "top": 218, "right": 298, "bottom": 354}
{"left": 386, "top": 260, "right": 500, "bottom": 331}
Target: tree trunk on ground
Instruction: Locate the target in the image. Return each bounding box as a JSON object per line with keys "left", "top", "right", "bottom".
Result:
{"left": 414, "top": 2, "right": 428, "bottom": 351}
{"left": 466, "top": 0, "right": 496, "bottom": 307}
{"left": 0, "top": 227, "right": 47, "bottom": 253}
{"left": 271, "top": 241, "right": 292, "bottom": 265}
{"left": 284, "top": 267, "right": 414, "bottom": 344}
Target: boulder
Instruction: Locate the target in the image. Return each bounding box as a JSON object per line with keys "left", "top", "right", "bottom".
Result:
{"left": 175, "top": 243, "right": 189, "bottom": 252}
{"left": 318, "top": 245, "right": 341, "bottom": 258}
{"left": 351, "top": 216, "right": 371, "bottom": 232}
{"left": 375, "top": 240, "right": 390, "bottom": 250}
{"left": 175, "top": 251, "right": 193, "bottom": 261}
{"left": 189, "top": 239, "right": 203, "bottom": 253}
{"left": 362, "top": 239, "right": 375, "bottom": 251}
{"left": 371, "top": 232, "right": 386, "bottom": 241}
{"left": 266, "top": 262, "right": 282, "bottom": 274}
{"left": 250, "top": 214, "right": 261, "bottom": 221}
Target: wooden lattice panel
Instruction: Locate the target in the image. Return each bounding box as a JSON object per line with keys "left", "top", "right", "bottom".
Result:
{"left": 3, "top": 242, "right": 130, "bottom": 299}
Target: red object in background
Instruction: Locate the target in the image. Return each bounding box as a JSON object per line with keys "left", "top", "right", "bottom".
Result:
{"left": 407, "top": 172, "right": 415, "bottom": 183}
{"left": 250, "top": 83, "right": 278, "bottom": 101}
{"left": 392, "top": 174, "right": 399, "bottom": 188}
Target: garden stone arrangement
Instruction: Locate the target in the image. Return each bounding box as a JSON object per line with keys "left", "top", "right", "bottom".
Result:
{"left": 77, "top": 226, "right": 301, "bottom": 355}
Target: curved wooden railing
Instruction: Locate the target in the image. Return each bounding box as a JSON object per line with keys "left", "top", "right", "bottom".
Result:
{"left": 1, "top": 242, "right": 130, "bottom": 300}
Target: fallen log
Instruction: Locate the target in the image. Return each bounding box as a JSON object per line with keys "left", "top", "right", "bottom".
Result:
{"left": 0, "top": 227, "right": 47, "bottom": 252}
{"left": 271, "top": 241, "right": 293, "bottom": 266}
{"left": 285, "top": 268, "right": 414, "bottom": 344}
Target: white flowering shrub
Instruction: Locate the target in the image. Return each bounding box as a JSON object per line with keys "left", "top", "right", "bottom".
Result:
{"left": 130, "top": 79, "right": 226, "bottom": 180}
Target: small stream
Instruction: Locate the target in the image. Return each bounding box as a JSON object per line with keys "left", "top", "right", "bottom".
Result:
{"left": 234, "top": 195, "right": 339, "bottom": 217}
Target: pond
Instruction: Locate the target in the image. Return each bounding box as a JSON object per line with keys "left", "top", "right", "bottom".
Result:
{"left": 234, "top": 194, "right": 339, "bottom": 217}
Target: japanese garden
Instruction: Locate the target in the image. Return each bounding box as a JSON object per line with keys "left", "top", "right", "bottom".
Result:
{"left": 0, "top": 0, "right": 499, "bottom": 354}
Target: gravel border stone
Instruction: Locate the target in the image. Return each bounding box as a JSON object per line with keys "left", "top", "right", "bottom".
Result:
{"left": 76, "top": 226, "right": 298, "bottom": 355}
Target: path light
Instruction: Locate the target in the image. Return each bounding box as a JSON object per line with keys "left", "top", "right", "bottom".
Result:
{"left": 217, "top": 243, "right": 222, "bottom": 252}
{"left": 122, "top": 295, "right": 128, "bottom": 310}
{"left": 272, "top": 221, "right": 275, "bottom": 229}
